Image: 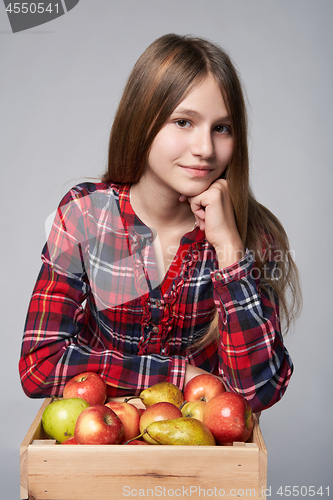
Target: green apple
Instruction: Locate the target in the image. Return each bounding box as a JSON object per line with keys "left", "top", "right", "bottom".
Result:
{"left": 180, "top": 400, "right": 206, "bottom": 422}
{"left": 42, "top": 398, "right": 90, "bottom": 443}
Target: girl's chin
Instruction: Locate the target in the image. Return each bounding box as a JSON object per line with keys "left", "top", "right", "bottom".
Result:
{"left": 179, "top": 186, "right": 211, "bottom": 198}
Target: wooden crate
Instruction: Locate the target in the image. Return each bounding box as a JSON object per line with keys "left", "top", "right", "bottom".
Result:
{"left": 20, "top": 398, "right": 267, "bottom": 500}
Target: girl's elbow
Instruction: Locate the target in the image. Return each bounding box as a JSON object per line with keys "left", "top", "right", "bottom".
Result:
{"left": 19, "top": 358, "right": 49, "bottom": 399}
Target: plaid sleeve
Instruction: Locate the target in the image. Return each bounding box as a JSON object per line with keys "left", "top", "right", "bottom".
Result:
{"left": 212, "top": 250, "right": 293, "bottom": 413}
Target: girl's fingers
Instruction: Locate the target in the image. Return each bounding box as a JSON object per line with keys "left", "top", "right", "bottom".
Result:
{"left": 193, "top": 207, "right": 206, "bottom": 220}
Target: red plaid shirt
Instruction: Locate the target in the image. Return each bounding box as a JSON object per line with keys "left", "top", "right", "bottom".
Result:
{"left": 19, "top": 182, "right": 293, "bottom": 412}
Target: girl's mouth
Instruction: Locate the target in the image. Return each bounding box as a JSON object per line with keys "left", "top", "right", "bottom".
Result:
{"left": 180, "top": 165, "right": 213, "bottom": 177}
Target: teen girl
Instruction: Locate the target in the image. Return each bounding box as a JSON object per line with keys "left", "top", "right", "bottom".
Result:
{"left": 19, "top": 34, "right": 301, "bottom": 413}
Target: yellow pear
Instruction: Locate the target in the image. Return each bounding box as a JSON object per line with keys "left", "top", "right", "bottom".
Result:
{"left": 145, "top": 417, "right": 216, "bottom": 446}
{"left": 139, "top": 382, "right": 184, "bottom": 408}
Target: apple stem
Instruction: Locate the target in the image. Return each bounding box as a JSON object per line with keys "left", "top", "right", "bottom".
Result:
{"left": 178, "top": 400, "right": 187, "bottom": 411}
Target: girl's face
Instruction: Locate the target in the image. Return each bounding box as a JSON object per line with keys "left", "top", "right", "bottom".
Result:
{"left": 144, "top": 74, "right": 234, "bottom": 199}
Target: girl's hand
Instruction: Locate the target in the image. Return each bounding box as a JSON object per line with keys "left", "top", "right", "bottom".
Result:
{"left": 180, "top": 179, "right": 245, "bottom": 268}
{"left": 184, "top": 364, "right": 210, "bottom": 385}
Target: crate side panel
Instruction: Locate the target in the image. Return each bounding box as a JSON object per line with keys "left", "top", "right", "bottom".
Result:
{"left": 21, "top": 399, "right": 52, "bottom": 447}
{"left": 28, "top": 445, "right": 260, "bottom": 500}
{"left": 259, "top": 448, "right": 268, "bottom": 500}
{"left": 20, "top": 399, "right": 53, "bottom": 499}
{"left": 20, "top": 446, "right": 28, "bottom": 500}
{"left": 252, "top": 415, "right": 267, "bottom": 499}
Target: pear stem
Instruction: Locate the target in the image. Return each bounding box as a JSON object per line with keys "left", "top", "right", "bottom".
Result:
{"left": 178, "top": 400, "right": 188, "bottom": 411}
{"left": 123, "top": 431, "right": 145, "bottom": 445}
{"left": 124, "top": 396, "right": 141, "bottom": 403}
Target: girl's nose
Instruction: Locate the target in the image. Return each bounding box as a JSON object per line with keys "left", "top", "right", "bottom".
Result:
{"left": 190, "top": 129, "right": 215, "bottom": 158}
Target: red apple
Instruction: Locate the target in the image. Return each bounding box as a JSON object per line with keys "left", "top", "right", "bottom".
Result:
{"left": 61, "top": 436, "right": 78, "bottom": 445}
{"left": 180, "top": 400, "right": 206, "bottom": 422}
{"left": 63, "top": 372, "right": 107, "bottom": 406}
{"left": 140, "top": 402, "right": 182, "bottom": 444}
{"left": 74, "top": 405, "right": 124, "bottom": 445}
{"left": 203, "top": 392, "right": 253, "bottom": 445}
{"left": 105, "top": 401, "right": 141, "bottom": 443}
{"left": 184, "top": 374, "right": 225, "bottom": 403}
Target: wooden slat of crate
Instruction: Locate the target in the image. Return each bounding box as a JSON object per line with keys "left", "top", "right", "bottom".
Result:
{"left": 20, "top": 398, "right": 50, "bottom": 499}
{"left": 21, "top": 398, "right": 267, "bottom": 500}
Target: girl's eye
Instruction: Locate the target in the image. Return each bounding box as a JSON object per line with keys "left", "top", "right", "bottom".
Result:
{"left": 215, "top": 125, "right": 231, "bottom": 134}
{"left": 175, "top": 119, "right": 191, "bottom": 128}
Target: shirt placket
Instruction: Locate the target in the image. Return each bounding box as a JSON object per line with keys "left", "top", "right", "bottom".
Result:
{"left": 142, "top": 241, "right": 164, "bottom": 354}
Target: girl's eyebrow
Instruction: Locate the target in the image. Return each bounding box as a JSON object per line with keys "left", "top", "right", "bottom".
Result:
{"left": 172, "top": 108, "right": 201, "bottom": 118}
{"left": 172, "top": 107, "right": 231, "bottom": 122}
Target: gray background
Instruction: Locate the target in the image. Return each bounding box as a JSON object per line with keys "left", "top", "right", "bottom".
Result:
{"left": 1, "top": 0, "right": 332, "bottom": 498}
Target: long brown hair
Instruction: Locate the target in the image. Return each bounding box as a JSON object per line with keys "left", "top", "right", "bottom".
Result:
{"left": 103, "top": 33, "right": 302, "bottom": 338}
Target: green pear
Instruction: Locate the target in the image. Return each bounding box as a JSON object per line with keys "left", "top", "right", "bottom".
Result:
{"left": 139, "top": 382, "right": 184, "bottom": 408}
{"left": 145, "top": 417, "right": 216, "bottom": 446}
{"left": 42, "top": 397, "right": 90, "bottom": 443}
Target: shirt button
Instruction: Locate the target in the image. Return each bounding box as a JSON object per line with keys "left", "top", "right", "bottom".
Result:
{"left": 215, "top": 272, "right": 223, "bottom": 281}
{"left": 152, "top": 326, "right": 159, "bottom": 334}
